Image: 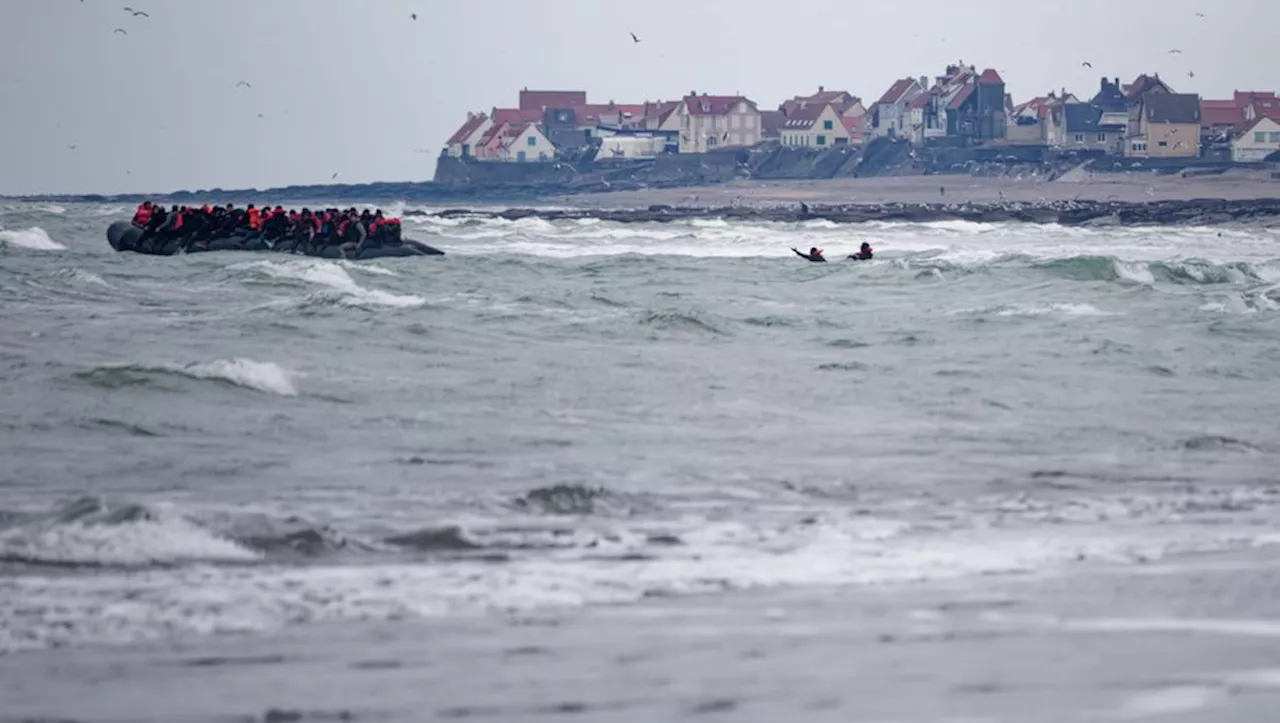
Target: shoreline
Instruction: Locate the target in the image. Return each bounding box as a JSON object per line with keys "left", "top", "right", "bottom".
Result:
{"left": 419, "top": 196, "right": 1280, "bottom": 227}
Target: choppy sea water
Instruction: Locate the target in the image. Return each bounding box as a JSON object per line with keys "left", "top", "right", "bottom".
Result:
{"left": 2, "top": 202, "right": 1280, "bottom": 720}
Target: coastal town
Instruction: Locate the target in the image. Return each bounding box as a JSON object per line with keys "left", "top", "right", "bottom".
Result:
{"left": 442, "top": 65, "right": 1280, "bottom": 170}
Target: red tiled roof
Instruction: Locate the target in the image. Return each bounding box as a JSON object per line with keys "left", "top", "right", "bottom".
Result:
{"left": 841, "top": 114, "right": 865, "bottom": 141}
{"left": 491, "top": 108, "right": 543, "bottom": 125}
{"left": 519, "top": 90, "right": 587, "bottom": 111}
{"left": 1201, "top": 100, "right": 1243, "bottom": 128}
{"left": 979, "top": 68, "right": 1004, "bottom": 85}
{"left": 782, "top": 90, "right": 859, "bottom": 116}
{"left": 645, "top": 100, "right": 679, "bottom": 119}
{"left": 447, "top": 114, "right": 488, "bottom": 145}
{"left": 876, "top": 78, "right": 916, "bottom": 106}
{"left": 1124, "top": 74, "right": 1173, "bottom": 101}
{"left": 1233, "top": 91, "right": 1277, "bottom": 108}
{"left": 477, "top": 121, "right": 510, "bottom": 147}
{"left": 907, "top": 93, "right": 930, "bottom": 110}
{"left": 947, "top": 85, "right": 975, "bottom": 110}
{"left": 780, "top": 102, "right": 831, "bottom": 129}
{"left": 683, "top": 94, "right": 753, "bottom": 116}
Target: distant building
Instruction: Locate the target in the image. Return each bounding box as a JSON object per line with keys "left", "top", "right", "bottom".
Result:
{"left": 1232, "top": 117, "right": 1280, "bottom": 162}
{"left": 870, "top": 77, "right": 925, "bottom": 139}
{"left": 1061, "top": 104, "right": 1124, "bottom": 154}
{"left": 673, "top": 92, "right": 762, "bottom": 153}
{"left": 519, "top": 89, "right": 587, "bottom": 112}
{"left": 781, "top": 87, "right": 865, "bottom": 119}
{"left": 760, "top": 109, "right": 785, "bottom": 141}
{"left": 779, "top": 103, "right": 850, "bottom": 147}
{"left": 474, "top": 121, "right": 556, "bottom": 162}
{"left": 1126, "top": 93, "right": 1201, "bottom": 158}
{"left": 444, "top": 112, "right": 491, "bottom": 158}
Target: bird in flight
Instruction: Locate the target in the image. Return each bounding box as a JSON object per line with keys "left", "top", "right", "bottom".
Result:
{"left": 123, "top": 5, "right": 133, "bottom": 10}
{"left": 1168, "top": 48, "right": 1182, "bottom": 54}
{"left": 1188, "top": 70, "right": 1196, "bottom": 78}
{"left": 132, "top": 10, "right": 148, "bottom": 17}
{"left": 1081, "top": 61, "right": 1092, "bottom": 68}
{"left": 113, "top": 27, "right": 127, "bottom": 34}
{"left": 630, "top": 32, "right": 640, "bottom": 43}
{"left": 331, "top": 173, "right": 339, "bottom": 180}
{"left": 235, "top": 81, "right": 251, "bottom": 88}
{"left": 1195, "top": 12, "right": 1205, "bottom": 17}
{"left": 411, "top": 12, "right": 417, "bottom": 20}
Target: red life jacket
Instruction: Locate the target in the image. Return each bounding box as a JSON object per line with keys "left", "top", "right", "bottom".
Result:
{"left": 247, "top": 208, "right": 262, "bottom": 230}
{"left": 338, "top": 220, "right": 350, "bottom": 237}
{"left": 171, "top": 212, "right": 184, "bottom": 231}
{"left": 133, "top": 206, "right": 153, "bottom": 227}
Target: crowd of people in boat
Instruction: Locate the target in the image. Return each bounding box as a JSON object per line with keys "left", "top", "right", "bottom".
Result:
{"left": 791, "top": 242, "right": 873, "bottom": 263}
{"left": 129, "top": 202, "right": 406, "bottom": 256}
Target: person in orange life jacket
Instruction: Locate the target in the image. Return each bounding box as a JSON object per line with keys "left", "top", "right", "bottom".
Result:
{"left": 849, "top": 242, "right": 873, "bottom": 260}
{"left": 791, "top": 246, "right": 826, "bottom": 263}
{"left": 132, "top": 201, "right": 153, "bottom": 227}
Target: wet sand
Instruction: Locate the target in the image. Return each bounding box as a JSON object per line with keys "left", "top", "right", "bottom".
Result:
{"left": 3, "top": 549, "right": 1278, "bottom": 722}
{"left": 553, "top": 170, "right": 1280, "bottom": 209}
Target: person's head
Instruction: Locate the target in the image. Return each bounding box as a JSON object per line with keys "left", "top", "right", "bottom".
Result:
{"left": 809, "top": 247, "right": 819, "bottom": 255}
{"left": 247, "top": 204, "right": 255, "bottom": 210}
{"left": 861, "top": 242, "right": 870, "bottom": 250}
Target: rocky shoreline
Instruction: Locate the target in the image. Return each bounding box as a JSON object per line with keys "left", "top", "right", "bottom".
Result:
{"left": 418, "top": 197, "right": 1280, "bottom": 227}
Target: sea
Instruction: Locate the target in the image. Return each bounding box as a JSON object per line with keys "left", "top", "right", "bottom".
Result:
{"left": 2, "top": 202, "right": 1280, "bottom": 722}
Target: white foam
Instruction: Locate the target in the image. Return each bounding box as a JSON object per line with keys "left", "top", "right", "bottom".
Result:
{"left": 184, "top": 358, "right": 298, "bottom": 396}
{"left": 242, "top": 259, "right": 423, "bottom": 308}
{"left": 0, "top": 511, "right": 260, "bottom": 568}
{"left": 0, "top": 226, "right": 66, "bottom": 250}
{"left": 1114, "top": 261, "right": 1155, "bottom": 285}
{"left": 1112, "top": 686, "right": 1221, "bottom": 719}
{"left": 950, "top": 303, "right": 1117, "bottom": 318}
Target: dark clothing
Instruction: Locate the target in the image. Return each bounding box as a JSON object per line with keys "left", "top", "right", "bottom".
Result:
{"left": 793, "top": 248, "right": 826, "bottom": 263}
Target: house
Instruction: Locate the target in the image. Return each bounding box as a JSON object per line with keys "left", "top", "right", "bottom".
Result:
{"left": 519, "top": 89, "right": 587, "bottom": 111}
{"left": 760, "top": 110, "right": 785, "bottom": 140}
{"left": 778, "top": 103, "right": 850, "bottom": 147}
{"left": 1231, "top": 117, "right": 1280, "bottom": 162}
{"left": 673, "top": 92, "right": 762, "bottom": 153}
{"left": 935, "top": 67, "right": 1006, "bottom": 142}
{"left": 1125, "top": 93, "right": 1201, "bottom": 158}
{"left": 474, "top": 121, "right": 555, "bottom": 162}
{"left": 491, "top": 107, "right": 544, "bottom": 125}
{"left": 841, "top": 114, "right": 866, "bottom": 146}
{"left": 782, "top": 87, "right": 865, "bottom": 118}
{"left": 1201, "top": 99, "right": 1244, "bottom": 149}
{"left": 1235, "top": 91, "right": 1280, "bottom": 122}
{"left": 1091, "top": 77, "right": 1130, "bottom": 130}
{"left": 1007, "top": 92, "right": 1079, "bottom": 145}
{"left": 1123, "top": 74, "right": 1176, "bottom": 138}
{"left": 642, "top": 101, "right": 682, "bottom": 132}
{"left": 871, "top": 77, "right": 925, "bottom": 138}
{"left": 444, "top": 112, "right": 491, "bottom": 158}
{"left": 1061, "top": 104, "right": 1124, "bottom": 154}
{"left": 903, "top": 90, "right": 942, "bottom": 145}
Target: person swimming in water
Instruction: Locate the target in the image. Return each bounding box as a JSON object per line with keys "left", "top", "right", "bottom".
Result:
{"left": 792, "top": 246, "right": 826, "bottom": 263}
{"left": 849, "top": 242, "right": 873, "bottom": 260}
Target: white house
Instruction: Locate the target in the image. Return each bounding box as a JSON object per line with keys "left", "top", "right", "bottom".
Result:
{"left": 475, "top": 122, "right": 556, "bottom": 162}
{"left": 871, "top": 77, "right": 925, "bottom": 139}
{"left": 1232, "top": 116, "right": 1280, "bottom": 162}
{"left": 779, "top": 103, "right": 850, "bottom": 148}
{"left": 674, "top": 93, "right": 762, "bottom": 153}
{"left": 445, "top": 112, "right": 492, "bottom": 158}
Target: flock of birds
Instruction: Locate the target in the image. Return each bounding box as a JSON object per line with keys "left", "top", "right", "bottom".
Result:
{"left": 1081, "top": 11, "right": 1206, "bottom": 79}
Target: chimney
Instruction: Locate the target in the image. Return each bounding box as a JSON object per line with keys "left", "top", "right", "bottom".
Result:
{"left": 690, "top": 89, "right": 697, "bottom": 97}
{"left": 818, "top": 85, "right": 825, "bottom": 93}
{"left": 920, "top": 75, "right": 928, "bottom": 90}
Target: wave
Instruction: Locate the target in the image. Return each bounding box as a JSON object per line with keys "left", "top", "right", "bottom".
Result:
{"left": 0, "top": 497, "right": 259, "bottom": 568}
{"left": 238, "top": 259, "right": 423, "bottom": 309}
{"left": 949, "top": 302, "right": 1119, "bottom": 318}
{"left": 0, "top": 226, "right": 65, "bottom": 250}
{"left": 75, "top": 358, "right": 298, "bottom": 396}
{"left": 638, "top": 309, "right": 728, "bottom": 336}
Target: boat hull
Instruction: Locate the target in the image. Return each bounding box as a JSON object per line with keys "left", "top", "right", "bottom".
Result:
{"left": 106, "top": 221, "right": 443, "bottom": 259}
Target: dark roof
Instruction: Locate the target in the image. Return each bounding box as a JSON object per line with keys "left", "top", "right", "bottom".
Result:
{"left": 876, "top": 78, "right": 917, "bottom": 106}
{"left": 1125, "top": 74, "right": 1173, "bottom": 102}
{"left": 447, "top": 114, "right": 488, "bottom": 144}
{"left": 1064, "top": 104, "right": 1105, "bottom": 132}
{"left": 1091, "top": 78, "right": 1128, "bottom": 112}
{"left": 682, "top": 94, "right": 753, "bottom": 116}
{"left": 978, "top": 68, "right": 1004, "bottom": 85}
{"left": 780, "top": 102, "right": 830, "bottom": 129}
{"left": 1144, "top": 93, "right": 1201, "bottom": 124}
{"left": 761, "top": 110, "right": 785, "bottom": 137}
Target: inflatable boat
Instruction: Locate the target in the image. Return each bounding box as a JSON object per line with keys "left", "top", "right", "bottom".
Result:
{"left": 106, "top": 222, "right": 444, "bottom": 259}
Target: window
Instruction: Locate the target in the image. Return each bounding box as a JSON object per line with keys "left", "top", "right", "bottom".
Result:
{"left": 745, "top": 115, "right": 756, "bottom": 129}
{"left": 517, "top": 151, "right": 527, "bottom": 163}
{"left": 731, "top": 114, "right": 741, "bottom": 129}
{"left": 1131, "top": 141, "right": 1147, "bottom": 152}
{"left": 1158, "top": 141, "right": 1168, "bottom": 147}
{"left": 1256, "top": 132, "right": 1268, "bottom": 143}
{"left": 1097, "top": 133, "right": 1107, "bottom": 143}
{"left": 462, "top": 143, "right": 471, "bottom": 157}
{"left": 1271, "top": 132, "right": 1280, "bottom": 143}
{"left": 817, "top": 135, "right": 827, "bottom": 146}
{"left": 527, "top": 136, "right": 537, "bottom": 146}
{"left": 823, "top": 120, "right": 833, "bottom": 130}
{"left": 1074, "top": 134, "right": 1085, "bottom": 143}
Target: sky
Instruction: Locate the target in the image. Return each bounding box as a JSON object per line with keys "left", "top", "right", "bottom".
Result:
{"left": 0, "top": 0, "right": 1275, "bottom": 196}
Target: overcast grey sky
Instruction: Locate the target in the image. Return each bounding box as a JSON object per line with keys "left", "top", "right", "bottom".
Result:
{"left": 0, "top": 0, "right": 1274, "bottom": 195}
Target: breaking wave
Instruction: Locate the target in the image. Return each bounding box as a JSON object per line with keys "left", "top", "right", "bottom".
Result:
{"left": 0, "top": 226, "right": 65, "bottom": 250}
{"left": 75, "top": 358, "right": 298, "bottom": 396}
{"left": 237, "top": 259, "right": 424, "bottom": 309}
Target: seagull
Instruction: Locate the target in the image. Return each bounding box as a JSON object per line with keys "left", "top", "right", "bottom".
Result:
{"left": 256, "top": 113, "right": 265, "bottom": 118}
{"left": 1082, "top": 61, "right": 1093, "bottom": 68}
{"left": 1195, "top": 12, "right": 1205, "bottom": 17}
{"left": 113, "top": 27, "right": 127, "bottom": 34}
{"left": 410, "top": 12, "right": 416, "bottom": 20}
{"left": 123, "top": 5, "right": 132, "bottom": 10}
{"left": 331, "top": 173, "right": 339, "bottom": 180}
{"left": 1168, "top": 48, "right": 1182, "bottom": 54}
{"left": 629, "top": 32, "right": 640, "bottom": 43}
{"left": 235, "top": 81, "right": 251, "bottom": 88}
{"left": 68, "top": 144, "right": 78, "bottom": 150}
{"left": 1188, "top": 70, "right": 1196, "bottom": 78}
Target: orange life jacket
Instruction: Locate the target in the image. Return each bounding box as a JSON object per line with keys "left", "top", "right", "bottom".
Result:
{"left": 247, "top": 208, "right": 262, "bottom": 230}
{"left": 171, "top": 212, "right": 184, "bottom": 231}
{"left": 133, "top": 206, "right": 153, "bottom": 226}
